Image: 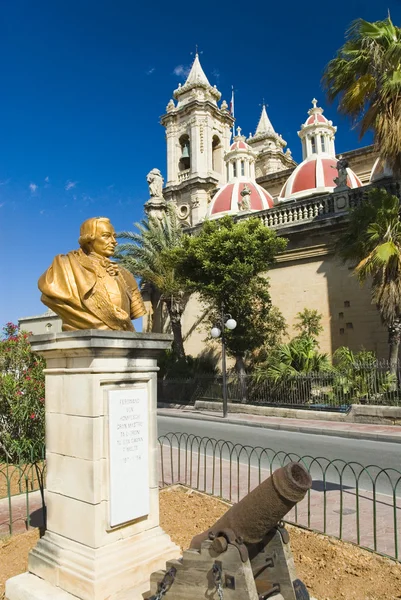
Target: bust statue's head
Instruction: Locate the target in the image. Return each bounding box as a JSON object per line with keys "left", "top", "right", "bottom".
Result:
{"left": 78, "top": 217, "right": 117, "bottom": 258}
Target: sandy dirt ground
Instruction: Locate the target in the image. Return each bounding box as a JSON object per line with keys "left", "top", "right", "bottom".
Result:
{"left": 1, "top": 487, "right": 400, "bottom": 600}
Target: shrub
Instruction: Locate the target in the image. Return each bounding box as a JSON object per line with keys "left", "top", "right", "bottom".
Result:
{"left": 0, "top": 323, "right": 45, "bottom": 463}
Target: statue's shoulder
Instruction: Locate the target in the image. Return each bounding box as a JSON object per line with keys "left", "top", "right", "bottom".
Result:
{"left": 119, "top": 264, "right": 134, "bottom": 278}
{"left": 48, "top": 249, "right": 85, "bottom": 271}
{"left": 119, "top": 266, "right": 138, "bottom": 287}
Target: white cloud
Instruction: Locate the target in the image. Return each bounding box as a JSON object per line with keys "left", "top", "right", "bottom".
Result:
{"left": 29, "top": 183, "right": 38, "bottom": 193}
{"left": 44, "top": 176, "right": 50, "bottom": 183}
{"left": 173, "top": 64, "right": 190, "bottom": 78}
{"left": 65, "top": 180, "right": 77, "bottom": 191}
{"left": 146, "top": 67, "right": 155, "bottom": 75}
{"left": 212, "top": 68, "right": 220, "bottom": 83}
{"left": 0, "top": 202, "right": 5, "bottom": 208}
{"left": 0, "top": 178, "right": 10, "bottom": 186}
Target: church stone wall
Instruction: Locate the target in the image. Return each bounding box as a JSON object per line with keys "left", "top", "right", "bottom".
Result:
{"left": 168, "top": 251, "right": 388, "bottom": 361}
{"left": 268, "top": 254, "right": 388, "bottom": 359}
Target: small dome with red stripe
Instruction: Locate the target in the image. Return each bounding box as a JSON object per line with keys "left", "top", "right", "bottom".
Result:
{"left": 305, "top": 113, "right": 328, "bottom": 125}
{"left": 279, "top": 154, "right": 362, "bottom": 201}
{"left": 206, "top": 180, "right": 274, "bottom": 219}
{"left": 230, "top": 139, "right": 250, "bottom": 151}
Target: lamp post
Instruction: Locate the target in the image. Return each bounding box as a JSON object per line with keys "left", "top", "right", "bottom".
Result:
{"left": 211, "top": 304, "right": 237, "bottom": 418}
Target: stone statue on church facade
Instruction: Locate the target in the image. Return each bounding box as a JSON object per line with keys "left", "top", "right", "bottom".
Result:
{"left": 238, "top": 184, "right": 252, "bottom": 211}
{"left": 147, "top": 168, "right": 164, "bottom": 199}
{"left": 333, "top": 156, "right": 350, "bottom": 189}
{"left": 38, "top": 217, "right": 146, "bottom": 331}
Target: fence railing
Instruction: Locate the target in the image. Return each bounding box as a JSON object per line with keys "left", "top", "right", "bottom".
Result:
{"left": 158, "top": 433, "right": 401, "bottom": 561}
{"left": 157, "top": 369, "right": 401, "bottom": 410}
{"left": 2, "top": 436, "right": 401, "bottom": 561}
{"left": 0, "top": 447, "right": 46, "bottom": 536}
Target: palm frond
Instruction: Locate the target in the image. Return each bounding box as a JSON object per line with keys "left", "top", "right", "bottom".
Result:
{"left": 322, "top": 16, "right": 401, "bottom": 175}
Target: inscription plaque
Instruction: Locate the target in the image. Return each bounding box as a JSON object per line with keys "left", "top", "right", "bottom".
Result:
{"left": 108, "top": 387, "right": 149, "bottom": 527}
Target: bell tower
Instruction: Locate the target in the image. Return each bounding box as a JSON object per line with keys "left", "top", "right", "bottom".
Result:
{"left": 161, "top": 54, "right": 234, "bottom": 226}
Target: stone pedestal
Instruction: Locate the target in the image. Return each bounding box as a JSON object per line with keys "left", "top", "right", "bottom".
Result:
{"left": 6, "top": 330, "right": 180, "bottom": 600}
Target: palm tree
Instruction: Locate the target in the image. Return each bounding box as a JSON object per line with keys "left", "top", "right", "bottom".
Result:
{"left": 322, "top": 16, "right": 401, "bottom": 175}
{"left": 255, "top": 336, "right": 331, "bottom": 383}
{"left": 252, "top": 336, "right": 331, "bottom": 406}
{"left": 116, "top": 205, "right": 187, "bottom": 359}
{"left": 337, "top": 188, "right": 401, "bottom": 375}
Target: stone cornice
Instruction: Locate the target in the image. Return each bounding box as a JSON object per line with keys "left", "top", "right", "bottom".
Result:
{"left": 164, "top": 176, "right": 218, "bottom": 195}
{"left": 274, "top": 243, "right": 332, "bottom": 264}
{"left": 256, "top": 167, "right": 295, "bottom": 186}
{"left": 160, "top": 100, "right": 234, "bottom": 126}
{"left": 340, "top": 145, "right": 376, "bottom": 160}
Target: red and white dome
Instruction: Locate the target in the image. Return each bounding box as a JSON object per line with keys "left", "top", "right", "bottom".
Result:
{"left": 304, "top": 112, "right": 329, "bottom": 126}
{"left": 230, "top": 138, "right": 250, "bottom": 151}
{"left": 206, "top": 180, "right": 274, "bottom": 219}
{"left": 370, "top": 157, "right": 393, "bottom": 182}
{"left": 280, "top": 154, "right": 362, "bottom": 201}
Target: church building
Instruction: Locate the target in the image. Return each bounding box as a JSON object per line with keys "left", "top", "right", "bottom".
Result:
{"left": 143, "top": 53, "right": 398, "bottom": 361}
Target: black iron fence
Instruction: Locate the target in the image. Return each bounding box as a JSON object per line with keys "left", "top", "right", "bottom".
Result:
{"left": 158, "top": 368, "right": 401, "bottom": 410}
{"left": 158, "top": 433, "right": 401, "bottom": 561}
{"left": 1, "top": 437, "right": 400, "bottom": 561}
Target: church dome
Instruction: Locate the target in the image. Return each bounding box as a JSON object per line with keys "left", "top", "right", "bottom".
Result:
{"left": 279, "top": 153, "right": 362, "bottom": 201}
{"left": 370, "top": 157, "right": 393, "bottom": 182}
{"left": 304, "top": 112, "right": 329, "bottom": 126}
{"left": 206, "top": 180, "right": 274, "bottom": 219}
{"left": 230, "top": 138, "right": 250, "bottom": 151}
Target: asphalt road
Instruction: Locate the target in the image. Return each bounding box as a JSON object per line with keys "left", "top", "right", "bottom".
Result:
{"left": 157, "top": 415, "right": 401, "bottom": 495}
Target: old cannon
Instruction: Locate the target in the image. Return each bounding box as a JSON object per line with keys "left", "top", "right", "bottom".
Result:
{"left": 147, "top": 462, "right": 313, "bottom": 600}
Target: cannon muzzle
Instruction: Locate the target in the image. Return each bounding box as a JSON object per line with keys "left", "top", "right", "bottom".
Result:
{"left": 190, "top": 462, "right": 312, "bottom": 549}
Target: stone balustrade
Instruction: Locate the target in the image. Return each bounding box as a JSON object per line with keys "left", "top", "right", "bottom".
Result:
{"left": 178, "top": 169, "right": 190, "bottom": 183}
{"left": 234, "top": 179, "right": 401, "bottom": 231}
{"left": 187, "top": 179, "right": 400, "bottom": 235}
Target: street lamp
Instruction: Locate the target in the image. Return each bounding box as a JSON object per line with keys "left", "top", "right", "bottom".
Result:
{"left": 211, "top": 304, "right": 237, "bottom": 418}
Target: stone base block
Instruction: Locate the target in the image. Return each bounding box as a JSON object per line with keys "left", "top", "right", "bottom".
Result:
{"left": 7, "top": 527, "right": 180, "bottom": 600}
{"left": 5, "top": 573, "right": 152, "bottom": 600}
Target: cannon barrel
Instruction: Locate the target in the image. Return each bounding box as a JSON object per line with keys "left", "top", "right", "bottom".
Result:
{"left": 190, "top": 462, "right": 312, "bottom": 549}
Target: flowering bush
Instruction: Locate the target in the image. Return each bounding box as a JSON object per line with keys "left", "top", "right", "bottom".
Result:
{"left": 0, "top": 322, "right": 45, "bottom": 463}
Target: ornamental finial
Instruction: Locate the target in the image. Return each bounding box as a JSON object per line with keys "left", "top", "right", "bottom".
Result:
{"left": 312, "top": 98, "right": 318, "bottom": 109}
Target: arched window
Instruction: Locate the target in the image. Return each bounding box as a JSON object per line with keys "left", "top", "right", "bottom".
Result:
{"left": 212, "top": 135, "right": 223, "bottom": 173}
{"left": 179, "top": 134, "right": 190, "bottom": 171}
{"left": 241, "top": 161, "right": 245, "bottom": 176}
{"left": 232, "top": 161, "right": 237, "bottom": 178}
{"left": 321, "top": 135, "right": 326, "bottom": 153}
{"left": 311, "top": 136, "right": 316, "bottom": 154}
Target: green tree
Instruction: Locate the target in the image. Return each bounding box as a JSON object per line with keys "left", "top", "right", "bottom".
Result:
{"left": 116, "top": 205, "right": 187, "bottom": 359}
{"left": 294, "top": 308, "right": 323, "bottom": 344}
{"left": 206, "top": 278, "right": 286, "bottom": 370}
{"left": 322, "top": 16, "right": 401, "bottom": 175}
{"left": 0, "top": 323, "right": 45, "bottom": 463}
{"left": 337, "top": 188, "right": 401, "bottom": 375}
{"left": 175, "top": 216, "right": 287, "bottom": 376}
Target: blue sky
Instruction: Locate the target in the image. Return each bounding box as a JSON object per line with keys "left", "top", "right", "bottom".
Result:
{"left": 1, "top": 0, "right": 400, "bottom": 327}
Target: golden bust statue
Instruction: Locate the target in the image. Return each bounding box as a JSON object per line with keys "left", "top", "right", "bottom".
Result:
{"left": 38, "top": 217, "right": 146, "bottom": 331}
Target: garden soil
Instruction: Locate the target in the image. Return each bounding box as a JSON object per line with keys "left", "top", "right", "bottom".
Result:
{"left": 1, "top": 486, "right": 400, "bottom": 600}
